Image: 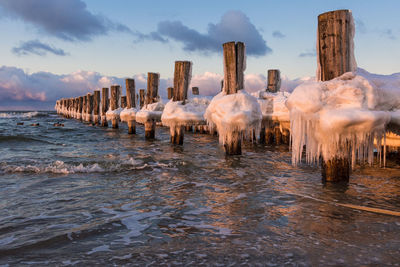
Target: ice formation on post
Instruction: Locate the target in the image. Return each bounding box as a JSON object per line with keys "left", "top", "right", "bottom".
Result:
{"left": 135, "top": 100, "right": 164, "bottom": 124}
{"left": 162, "top": 96, "right": 211, "bottom": 135}
{"left": 105, "top": 107, "right": 123, "bottom": 122}
{"left": 286, "top": 72, "right": 391, "bottom": 168}
{"left": 120, "top": 108, "right": 137, "bottom": 123}
{"left": 255, "top": 90, "right": 291, "bottom": 130}
{"left": 204, "top": 90, "right": 262, "bottom": 145}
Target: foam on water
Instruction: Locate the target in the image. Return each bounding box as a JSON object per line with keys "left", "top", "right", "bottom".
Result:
{"left": 0, "top": 111, "right": 45, "bottom": 119}
{"left": 0, "top": 158, "right": 151, "bottom": 174}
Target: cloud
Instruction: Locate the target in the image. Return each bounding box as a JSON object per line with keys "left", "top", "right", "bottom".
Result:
{"left": 12, "top": 40, "right": 68, "bottom": 56}
{"left": 298, "top": 49, "right": 316, "bottom": 58}
{"left": 272, "top": 31, "right": 285, "bottom": 38}
{"left": 0, "top": 0, "right": 131, "bottom": 41}
{"left": 190, "top": 72, "right": 223, "bottom": 96}
{"left": 140, "top": 10, "right": 271, "bottom": 56}
{"left": 0, "top": 65, "right": 313, "bottom": 110}
{"left": 133, "top": 31, "right": 168, "bottom": 44}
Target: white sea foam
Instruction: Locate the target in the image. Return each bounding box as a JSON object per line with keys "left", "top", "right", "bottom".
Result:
{"left": 1, "top": 158, "right": 151, "bottom": 174}
{"left": 0, "top": 111, "right": 42, "bottom": 119}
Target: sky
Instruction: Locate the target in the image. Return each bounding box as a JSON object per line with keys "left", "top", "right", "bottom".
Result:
{"left": 0, "top": 0, "right": 399, "bottom": 110}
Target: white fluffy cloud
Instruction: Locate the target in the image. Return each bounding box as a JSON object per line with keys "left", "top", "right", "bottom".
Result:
{"left": 0, "top": 65, "right": 310, "bottom": 110}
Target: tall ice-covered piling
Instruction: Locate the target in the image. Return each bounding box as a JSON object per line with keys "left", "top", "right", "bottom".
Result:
{"left": 93, "top": 90, "right": 100, "bottom": 125}
{"left": 144, "top": 73, "right": 159, "bottom": 139}
{"left": 110, "top": 85, "right": 120, "bottom": 129}
{"left": 101, "top": 88, "right": 109, "bottom": 127}
{"left": 125, "top": 78, "right": 136, "bottom": 134}
{"left": 317, "top": 9, "right": 355, "bottom": 182}
{"left": 222, "top": 41, "right": 245, "bottom": 155}
{"left": 170, "top": 61, "right": 192, "bottom": 144}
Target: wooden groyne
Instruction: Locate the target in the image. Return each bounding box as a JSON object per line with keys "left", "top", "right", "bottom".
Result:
{"left": 54, "top": 9, "right": 385, "bottom": 184}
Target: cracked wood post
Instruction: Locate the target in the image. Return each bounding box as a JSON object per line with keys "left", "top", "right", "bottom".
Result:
{"left": 139, "top": 89, "right": 145, "bottom": 109}
{"left": 222, "top": 41, "right": 245, "bottom": 155}
{"left": 93, "top": 90, "right": 100, "bottom": 125}
{"left": 145, "top": 73, "right": 159, "bottom": 139}
{"left": 126, "top": 78, "right": 136, "bottom": 134}
{"left": 171, "top": 61, "right": 192, "bottom": 144}
{"left": 318, "top": 9, "right": 354, "bottom": 182}
{"left": 167, "top": 87, "right": 174, "bottom": 99}
{"left": 86, "top": 93, "right": 93, "bottom": 123}
{"left": 101, "top": 88, "right": 109, "bottom": 127}
{"left": 78, "top": 96, "right": 83, "bottom": 121}
{"left": 267, "top": 69, "right": 281, "bottom": 93}
{"left": 110, "top": 85, "right": 120, "bottom": 129}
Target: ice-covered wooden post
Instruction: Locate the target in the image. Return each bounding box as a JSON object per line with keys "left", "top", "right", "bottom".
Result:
{"left": 82, "top": 96, "right": 87, "bottom": 121}
{"left": 192, "top": 87, "right": 199, "bottom": 95}
{"left": 101, "top": 88, "right": 109, "bottom": 127}
{"left": 110, "top": 85, "right": 120, "bottom": 128}
{"left": 317, "top": 9, "right": 354, "bottom": 182}
{"left": 139, "top": 89, "right": 145, "bottom": 109}
{"left": 78, "top": 96, "right": 83, "bottom": 120}
{"left": 75, "top": 97, "right": 79, "bottom": 119}
{"left": 167, "top": 87, "right": 174, "bottom": 99}
{"left": 121, "top": 96, "right": 127, "bottom": 108}
{"left": 170, "top": 61, "right": 192, "bottom": 144}
{"left": 86, "top": 93, "right": 93, "bottom": 123}
{"left": 126, "top": 78, "right": 136, "bottom": 134}
{"left": 222, "top": 41, "right": 245, "bottom": 155}
{"left": 144, "top": 73, "right": 159, "bottom": 139}
{"left": 267, "top": 69, "right": 281, "bottom": 93}
{"left": 93, "top": 90, "right": 100, "bottom": 125}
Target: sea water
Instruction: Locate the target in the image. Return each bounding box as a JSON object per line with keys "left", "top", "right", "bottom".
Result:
{"left": 0, "top": 111, "right": 399, "bottom": 265}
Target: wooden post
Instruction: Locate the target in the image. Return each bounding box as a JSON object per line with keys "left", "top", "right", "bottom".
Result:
{"left": 171, "top": 61, "right": 192, "bottom": 144}
{"left": 82, "top": 96, "right": 87, "bottom": 121}
{"left": 93, "top": 90, "right": 100, "bottom": 125}
{"left": 139, "top": 89, "right": 145, "bottom": 109}
{"left": 110, "top": 85, "right": 120, "bottom": 129}
{"left": 144, "top": 73, "right": 159, "bottom": 139}
{"left": 126, "top": 79, "right": 136, "bottom": 108}
{"left": 87, "top": 93, "right": 93, "bottom": 123}
{"left": 318, "top": 9, "right": 355, "bottom": 182}
{"left": 75, "top": 97, "right": 79, "bottom": 119}
{"left": 192, "top": 87, "right": 199, "bottom": 95}
{"left": 121, "top": 96, "right": 127, "bottom": 108}
{"left": 222, "top": 41, "right": 245, "bottom": 155}
{"left": 101, "top": 88, "right": 109, "bottom": 127}
{"left": 317, "top": 10, "right": 356, "bottom": 81}
{"left": 267, "top": 69, "right": 281, "bottom": 93}
{"left": 167, "top": 87, "right": 174, "bottom": 99}
{"left": 78, "top": 96, "right": 83, "bottom": 120}
{"left": 274, "top": 127, "right": 282, "bottom": 145}
{"left": 146, "top": 73, "right": 159, "bottom": 104}
{"left": 125, "top": 78, "right": 136, "bottom": 134}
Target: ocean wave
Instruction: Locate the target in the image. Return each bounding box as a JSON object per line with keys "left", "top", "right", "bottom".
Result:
{"left": 0, "top": 159, "right": 150, "bottom": 174}
{"left": 0, "top": 111, "right": 48, "bottom": 119}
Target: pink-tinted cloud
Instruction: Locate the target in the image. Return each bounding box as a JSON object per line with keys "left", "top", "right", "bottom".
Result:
{"left": 0, "top": 65, "right": 311, "bottom": 110}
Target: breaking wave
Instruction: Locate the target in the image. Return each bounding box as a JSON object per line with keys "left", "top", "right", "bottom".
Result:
{"left": 0, "top": 159, "right": 151, "bottom": 174}
{"left": 0, "top": 111, "right": 48, "bottom": 119}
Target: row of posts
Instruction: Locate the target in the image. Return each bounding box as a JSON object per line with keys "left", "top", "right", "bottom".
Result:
{"left": 56, "top": 9, "right": 355, "bottom": 183}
